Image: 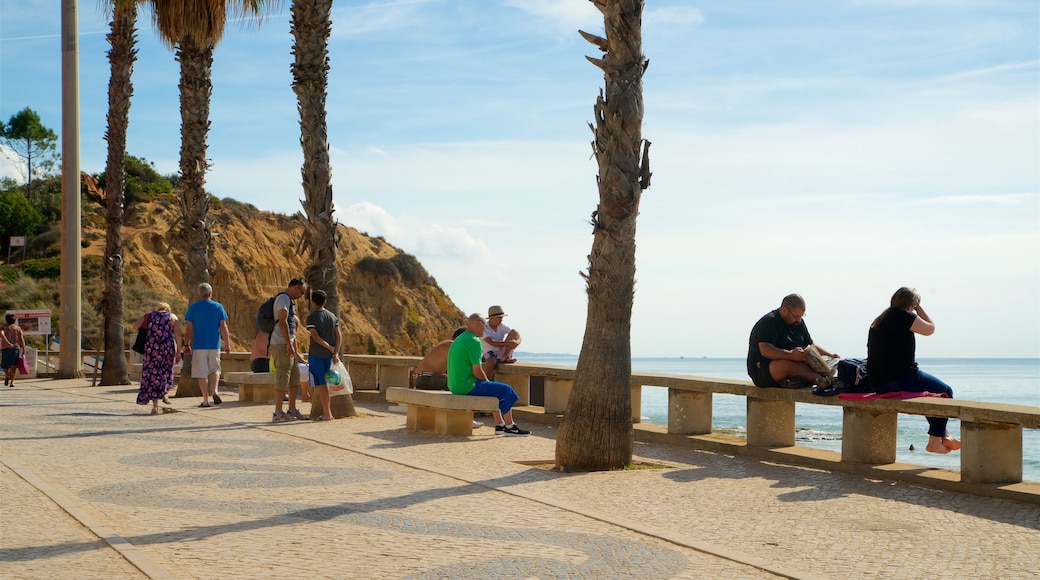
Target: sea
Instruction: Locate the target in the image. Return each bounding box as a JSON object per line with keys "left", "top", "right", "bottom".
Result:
{"left": 520, "top": 355, "right": 1040, "bottom": 482}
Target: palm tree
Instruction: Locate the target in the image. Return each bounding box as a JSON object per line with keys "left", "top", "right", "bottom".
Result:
{"left": 290, "top": 0, "right": 340, "bottom": 313}
{"left": 290, "top": 0, "right": 356, "bottom": 418}
{"left": 148, "top": 0, "right": 267, "bottom": 395}
{"left": 555, "top": 0, "right": 651, "bottom": 471}
{"left": 98, "top": 0, "right": 139, "bottom": 386}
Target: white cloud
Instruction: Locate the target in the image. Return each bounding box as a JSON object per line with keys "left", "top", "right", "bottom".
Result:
{"left": 331, "top": 0, "right": 439, "bottom": 37}
{"left": 645, "top": 6, "right": 704, "bottom": 27}
{"left": 915, "top": 193, "right": 1038, "bottom": 206}
{"left": 503, "top": 0, "right": 601, "bottom": 31}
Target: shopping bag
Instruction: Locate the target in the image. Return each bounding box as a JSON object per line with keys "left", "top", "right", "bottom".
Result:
{"left": 326, "top": 360, "right": 353, "bottom": 395}
{"left": 16, "top": 355, "right": 30, "bottom": 375}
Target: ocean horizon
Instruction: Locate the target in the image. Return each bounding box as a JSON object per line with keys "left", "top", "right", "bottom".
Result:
{"left": 517, "top": 354, "right": 1040, "bottom": 482}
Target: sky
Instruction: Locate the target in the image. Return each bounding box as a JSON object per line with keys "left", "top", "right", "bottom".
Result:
{"left": 1, "top": 0, "right": 1038, "bottom": 359}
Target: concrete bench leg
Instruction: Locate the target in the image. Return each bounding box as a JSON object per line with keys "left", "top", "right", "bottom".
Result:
{"left": 435, "top": 409, "right": 476, "bottom": 436}
{"left": 962, "top": 422, "right": 1022, "bottom": 484}
{"left": 841, "top": 407, "right": 897, "bottom": 464}
{"left": 238, "top": 384, "right": 253, "bottom": 402}
{"left": 544, "top": 378, "right": 573, "bottom": 415}
{"left": 407, "top": 405, "right": 436, "bottom": 431}
{"left": 669, "top": 390, "right": 712, "bottom": 435}
{"left": 746, "top": 398, "right": 795, "bottom": 447}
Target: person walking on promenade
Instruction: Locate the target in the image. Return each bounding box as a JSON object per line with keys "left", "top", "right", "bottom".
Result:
{"left": 868, "top": 287, "right": 960, "bottom": 454}
{"left": 448, "top": 313, "right": 529, "bottom": 436}
{"left": 183, "top": 283, "right": 231, "bottom": 407}
{"left": 270, "top": 278, "right": 308, "bottom": 422}
{"left": 132, "top": 303, "right": 181, "bottom": 414}
{"left": 305, "top": 290, "right": 341, "bottom": 422}
{"left": 747, "top": 294, "right": 839, "bottom": 389}
{"left": 1, "top": 313, "right": 25, "bottom": 387}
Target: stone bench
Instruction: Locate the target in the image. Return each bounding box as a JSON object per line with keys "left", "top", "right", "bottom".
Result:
{"left": 223, "top": 372, "right": 279, "bottom": 403}
{"left": 385, "top": 387, "right": 498, "bottom": 436}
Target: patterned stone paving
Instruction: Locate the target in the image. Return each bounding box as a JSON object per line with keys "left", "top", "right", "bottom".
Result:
{"left": 2, "top": 378, "right": 1038, "bottom": 579}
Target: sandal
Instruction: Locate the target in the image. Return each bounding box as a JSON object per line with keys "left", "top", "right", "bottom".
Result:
{"left": 198, "top": 403, "right": 211, "bottom": 408}
{"left": 162, "top": 396, "right": 171, "bottom": 405}
{"left": 151, "top": 407, "right": 159, "bottom": 415}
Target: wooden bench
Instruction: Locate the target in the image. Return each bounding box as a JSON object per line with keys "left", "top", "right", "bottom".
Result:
{"left": 385, "top": 387, "right": 498, "bottom": 436}
{"left": 223, "top": 372, "right": 279, "bottom": 403}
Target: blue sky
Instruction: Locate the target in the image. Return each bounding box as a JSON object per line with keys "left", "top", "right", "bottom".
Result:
{"left": 2, "top": 0, "right": 1038, "bottom": 359}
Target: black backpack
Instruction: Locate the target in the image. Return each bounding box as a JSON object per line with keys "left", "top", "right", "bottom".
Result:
{"left": 836, "top": 358, "right": 871, "bottom": 392}
{"left": 256, "top": 291, "right": 290, "bottom": 334}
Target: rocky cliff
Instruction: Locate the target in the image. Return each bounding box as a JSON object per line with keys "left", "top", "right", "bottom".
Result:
{"left": 83, "top": 195, "right": 464, "bottom": 356}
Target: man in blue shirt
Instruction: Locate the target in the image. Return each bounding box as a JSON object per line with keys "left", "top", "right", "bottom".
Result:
{"left": 183, "top": 283, "right": 231, "bottom": 407}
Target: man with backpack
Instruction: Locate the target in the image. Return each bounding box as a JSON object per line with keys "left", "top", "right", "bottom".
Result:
{"left": 267, "top": 278, "right": 308, "bottom": 422}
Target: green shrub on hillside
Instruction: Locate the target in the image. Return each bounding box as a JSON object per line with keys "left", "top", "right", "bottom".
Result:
{"left": 391, "top": 253, "right": 429, "bottom": 285}
{"left": 20, "top": 256, "right": 61, "bottom": 279}
{"left": 356, "top": 256, "right": 399, "bottom": 279}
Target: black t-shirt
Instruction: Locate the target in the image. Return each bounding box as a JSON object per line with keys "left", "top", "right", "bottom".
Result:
{"left": 747, "top": 309, "right": 813, "bottom": 376}
{"left": 867, "top": 308, "right": 918, "bottom": 390}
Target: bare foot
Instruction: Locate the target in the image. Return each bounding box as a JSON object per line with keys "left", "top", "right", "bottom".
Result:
{"left": 502, "top": 358, "right": 517, "bottom": 364}
{"left": 926, "top": 436, "right": 952, "bottom": 454}
{"left": 942, "top": 434, "right": 961, "bottom": 451}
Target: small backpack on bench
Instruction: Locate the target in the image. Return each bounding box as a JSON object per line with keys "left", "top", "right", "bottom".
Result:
{"left": 836, "top": 358, "right": 871, "bottom": 393}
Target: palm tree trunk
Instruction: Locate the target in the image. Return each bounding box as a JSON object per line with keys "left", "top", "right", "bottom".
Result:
{"left": 555, "top": 0, "right": 650, "bottom": 471}
{"left": 291, "top": 0, "right": 339, "bottom": 312}
{"left": 174, "top": 35, "right": 213, "bottom": 398}
{"left": 100, "top": 1, "right": 137, "bottom": 386}
{"left": 177, "top": 36, "right": 213, "bottom": 296}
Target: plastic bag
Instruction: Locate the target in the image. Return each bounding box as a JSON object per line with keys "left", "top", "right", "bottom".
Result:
{"left": 326, "top": 360, "right": 353, "bottom": 395}
{"left": 16, "top": 355, "right": 30, "bottom": 375}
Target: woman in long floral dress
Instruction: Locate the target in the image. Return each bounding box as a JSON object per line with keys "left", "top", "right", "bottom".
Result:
{"left": 133, "top": 303, "right": 181, "bottom": 414}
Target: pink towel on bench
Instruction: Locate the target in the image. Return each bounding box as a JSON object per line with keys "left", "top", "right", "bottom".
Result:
{"left": 838, "top": 391, "right": 951, "bottom": 401}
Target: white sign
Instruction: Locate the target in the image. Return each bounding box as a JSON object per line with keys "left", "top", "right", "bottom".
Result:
{"left": 6, "top": 309, "right": 51, "bottom": 335}
{"left": 9, "top": 236, "right": 25, "bottom": 247}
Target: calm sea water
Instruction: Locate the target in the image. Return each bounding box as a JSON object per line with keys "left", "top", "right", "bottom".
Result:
{"left": 520, "top": 355, "right": 1040, "bottom": 482}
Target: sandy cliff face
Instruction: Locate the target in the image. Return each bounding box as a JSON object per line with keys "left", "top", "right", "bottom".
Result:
{"left": 87, "top": 196, "right": 464, "bottom": 355}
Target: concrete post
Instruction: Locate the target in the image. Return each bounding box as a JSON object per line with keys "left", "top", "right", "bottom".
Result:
{"left": 669, "top": 390, "right": 713, "bottom": 435}
{"left": 543, "top": 378, "right": 573, "bottom": 415}
{"left": 630, "top": 383, "right": 642, "bottom": 423}
{"left": 498, "top": 374, "right": 530, "bottom": 406}
{"left": 746, "top": 398, "right": 795, "bottom": 447}
{"left": 841, "top": 407, "right": 897, "bottom": 464}
{"left": 378, "top": 365, "right": 411, "bottom": 392}
{"left": 962, "top": 422, "right": 1022, "bottom": 484}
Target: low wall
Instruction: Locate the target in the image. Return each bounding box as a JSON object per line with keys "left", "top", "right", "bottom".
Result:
{"left": 341, "top": 355, "right": 1040, "bottom": 504}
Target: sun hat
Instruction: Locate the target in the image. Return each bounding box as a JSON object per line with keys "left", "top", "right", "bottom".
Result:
{"left": 487, "top": 305, "right": 507, "bottom": 318}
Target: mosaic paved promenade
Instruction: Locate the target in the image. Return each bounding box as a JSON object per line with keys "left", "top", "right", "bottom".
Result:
{"left": 2, "top": 377, "right": 1038, "bottom": 579}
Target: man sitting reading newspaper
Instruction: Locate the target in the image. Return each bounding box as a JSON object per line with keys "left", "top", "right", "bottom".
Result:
{"left": 747, "top": 293, "right": 841, "bottom": 390}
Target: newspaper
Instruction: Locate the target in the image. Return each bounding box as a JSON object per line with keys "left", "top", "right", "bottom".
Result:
{"left": 805, "top": 345, "right": 839, "bottom": 374}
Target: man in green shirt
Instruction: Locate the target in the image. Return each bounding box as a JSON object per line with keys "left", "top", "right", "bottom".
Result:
{"left": 448, "top": 313, "right": 530, "bottom": 436}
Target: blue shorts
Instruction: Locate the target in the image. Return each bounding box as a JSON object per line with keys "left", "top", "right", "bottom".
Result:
{"left": 309, "top": 356, "right": 333, "bottom": 387}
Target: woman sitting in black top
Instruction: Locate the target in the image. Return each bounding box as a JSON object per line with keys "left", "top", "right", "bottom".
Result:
{"left": 867, "top": 287, "right": 961, "bottom": 455}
